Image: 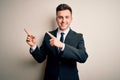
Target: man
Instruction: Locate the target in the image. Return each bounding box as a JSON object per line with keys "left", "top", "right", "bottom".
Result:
{"left": 25, "top": 4, "right": 88, "bottom": 80}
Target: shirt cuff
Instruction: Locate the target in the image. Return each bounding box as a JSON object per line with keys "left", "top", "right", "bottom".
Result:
{"left": 30, "top": 45, "right": 37, "bottom": 52}
{"left": 61, "top": 43, "right": 65, "bottom": 51}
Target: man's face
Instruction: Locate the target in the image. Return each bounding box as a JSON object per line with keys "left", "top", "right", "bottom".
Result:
{"left": 56, "top": 10, "right": 72, "bottom": 31}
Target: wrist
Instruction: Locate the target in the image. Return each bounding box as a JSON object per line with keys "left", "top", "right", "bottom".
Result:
{"left": 60, "top": 43, "right": 65, "bottom": 51}
{"left": 30, "top": 45, "right": 37, "bottom": 50}
{"left": 59, "top": 43, "right": 64, "bottom": 49}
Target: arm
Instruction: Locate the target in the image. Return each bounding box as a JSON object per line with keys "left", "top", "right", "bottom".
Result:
{"left": 24, "top": 28, "right": 47, "bottom": 63}
{"left": 61, "top": 34, "right": 88, "bottom": 63}
{"left": 30, "top": 36, "right": 47, "bottom": 63}
{"left": 30, "top": 45, "right": 46, "bottom": 63}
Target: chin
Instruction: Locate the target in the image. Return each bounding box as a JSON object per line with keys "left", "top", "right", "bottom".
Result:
{"left": 59, "top": 25, "right": 69, "bottom": 30}
{"left": 60, "top": 28, "right": 68, "bottom": 31}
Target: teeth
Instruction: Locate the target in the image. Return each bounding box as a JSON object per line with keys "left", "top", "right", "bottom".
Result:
{"left": 62, "top": 23, "right": 66, "bottom": 25}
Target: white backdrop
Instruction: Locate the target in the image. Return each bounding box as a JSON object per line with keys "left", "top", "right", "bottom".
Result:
{"left": 0, "top": 0, "right": 120, "bottom": 80}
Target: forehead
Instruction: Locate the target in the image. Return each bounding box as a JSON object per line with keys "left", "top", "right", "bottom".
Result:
{"left": 56, "top": 10, "right": 72, "bottom": 16}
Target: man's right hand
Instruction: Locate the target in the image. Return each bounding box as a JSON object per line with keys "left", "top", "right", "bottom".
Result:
{"left": 24, "top": 28, "right": 36, "bottom": 47}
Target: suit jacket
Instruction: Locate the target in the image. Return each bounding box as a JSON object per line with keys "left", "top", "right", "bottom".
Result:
{"left": 30, "top": 28, "right": 88, "bottom": 80}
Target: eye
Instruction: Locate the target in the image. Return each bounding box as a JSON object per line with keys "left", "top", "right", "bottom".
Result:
{"left": 66, "top": 16, "right": 69, "bottom": 19}
{"left": 57, "top": 16, "right": 63, "bottom": 19}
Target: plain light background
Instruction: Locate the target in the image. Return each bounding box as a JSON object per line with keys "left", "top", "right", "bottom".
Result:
{"left": 0, "top": 0, "right": 120, "bottom": 80}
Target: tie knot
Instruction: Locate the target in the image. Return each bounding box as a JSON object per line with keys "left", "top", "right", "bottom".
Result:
{"left": 61, "top": 32, "right": 64, "bottom": 36}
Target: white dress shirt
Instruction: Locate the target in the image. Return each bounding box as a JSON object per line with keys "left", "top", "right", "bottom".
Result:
{"left": 57, "top": 28, "right": 70, "bottom": 51}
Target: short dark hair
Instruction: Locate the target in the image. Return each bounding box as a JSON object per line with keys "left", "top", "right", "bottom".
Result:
{"left": 56, "top": 4, "right": 72, "bottom": 14}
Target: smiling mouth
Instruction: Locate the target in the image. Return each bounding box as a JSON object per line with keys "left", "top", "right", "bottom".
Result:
{"left": 61, "top": 24, "right": 66, "bottom": 27}
{"left": 61, "top": 23, "right": 67, "bottom": 26}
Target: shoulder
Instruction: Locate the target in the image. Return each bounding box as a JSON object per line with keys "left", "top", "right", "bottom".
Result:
{"left": 70, "top": 29, "right": 83, "bottom": 37}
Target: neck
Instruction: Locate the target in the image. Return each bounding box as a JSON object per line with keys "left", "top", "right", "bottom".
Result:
{"left": 58, "top": 28, "right": 70, "bottom": 32}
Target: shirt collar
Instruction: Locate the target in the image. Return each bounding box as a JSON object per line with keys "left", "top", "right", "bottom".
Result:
{"left": 57, "top": 28, "right": 70, "bottom": 35}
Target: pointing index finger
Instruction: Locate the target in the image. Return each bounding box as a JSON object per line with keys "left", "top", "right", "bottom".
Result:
{"left": 24, "top": 28, "right": 30, "bottom": 35}
{"left": 46, "top": 32, "right": 55, "bottom": 38}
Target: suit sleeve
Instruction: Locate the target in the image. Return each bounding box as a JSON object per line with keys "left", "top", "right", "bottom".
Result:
{"left": 30, "top": 35, "right": 47, "bottom": 63}
{"left": 61, "top": 34, "right": 88, "bottom": 63}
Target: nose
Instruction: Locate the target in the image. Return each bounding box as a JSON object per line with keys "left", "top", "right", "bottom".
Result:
{"left": 62, "top": 17, "right": 65, "bottom": 23}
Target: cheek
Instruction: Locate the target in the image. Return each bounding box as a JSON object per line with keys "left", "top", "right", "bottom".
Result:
{"left": 56, "top": 20, "right": 61, "bottom": 26}
{"left": 68, "top": 19, "right": 72, "bottom": 24}
{"left": 57, "top": 19, "right": 62, "bottom": 24}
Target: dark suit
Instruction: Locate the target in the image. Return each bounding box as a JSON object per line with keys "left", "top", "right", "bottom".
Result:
{"left": 30, "top": 28, "right": 88, "bottom": 80}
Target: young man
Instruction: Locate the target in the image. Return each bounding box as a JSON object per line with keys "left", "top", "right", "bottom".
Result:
{"left": 25, "top": 4, "right": 88, "bottom": 80}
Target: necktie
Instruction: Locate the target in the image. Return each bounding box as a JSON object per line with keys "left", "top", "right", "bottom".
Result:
{"left": 58, "top": 32, "right": 64, "bottom": 54}
{"left": 60, "top": 32, "right": 64, "bottom": 42}
{"left": 58, "top": 33, "right": 64, "bottom": 79}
